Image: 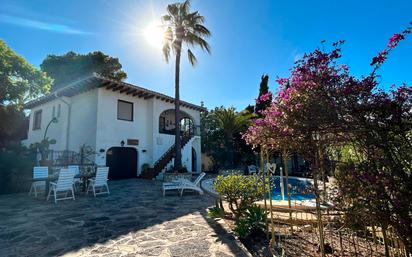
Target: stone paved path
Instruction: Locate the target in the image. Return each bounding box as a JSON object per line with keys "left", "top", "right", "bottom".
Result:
{"left": 0, "top": 179, "right": 250, "bottom": 257}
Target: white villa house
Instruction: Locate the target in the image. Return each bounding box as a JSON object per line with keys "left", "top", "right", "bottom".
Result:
{"left": 23, "top": 74, "right": 205, "bottom": 180}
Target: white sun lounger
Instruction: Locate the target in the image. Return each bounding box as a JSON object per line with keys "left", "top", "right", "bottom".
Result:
{"left": 177, "top": 172, "right": 206, "bottom": 196}
{"left": 162, "top": 172, "right": 206, "bottom": 196}
{"left": 162, "top": 181, "right": 182, "bottom": 196}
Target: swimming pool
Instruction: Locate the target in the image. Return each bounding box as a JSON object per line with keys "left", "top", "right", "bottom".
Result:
{"left": 270, "top": 176, "right": 315, "bottom": 200}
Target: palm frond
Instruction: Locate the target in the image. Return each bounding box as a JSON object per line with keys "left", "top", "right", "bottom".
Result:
{"left": 162, "top": 0, "right": 211, "bottom": 63}
{"left": 164, "top": 26, "right": 173, "bottom": 42}
{"left": 162, "top": 15, "right": 171, "bottom": 22}
{"left": 184, "top": 32, "right": 211, "bottom": 54}
{"left": 181, "top": 0, "right": 191, "bottom": 15}
{"left": 187, "top": 49, "right": 197, "bottom": 66}
{"left": 194, "top": 24, "right": 211, "bottom": 37}
{"left": 167, "top": 4, "right": 179, "bottom": 17}
{"left": 162, "top": 43, "right": 171, "bottom": 63}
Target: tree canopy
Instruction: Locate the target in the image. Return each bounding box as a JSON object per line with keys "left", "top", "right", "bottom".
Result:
{"left": 255, "top": 74, "right": 271, "bottom": 116}
{"left": 0, "top": 40, "right": 52, "bottom": 146}
{"left": 243, "top": 23, "right": 412, "bottom": 252}
{"left": 40, "top": 51, "right": 127, "bottom": 91}
{"left": 0, "top": 40, "right": 52, "bottom": 106}
{"left": 201, "top": 106, "right": 255, "bottom": 169}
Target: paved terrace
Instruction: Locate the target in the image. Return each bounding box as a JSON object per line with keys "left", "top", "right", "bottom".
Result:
{"left": 0, "top": 179, "right": 250, "bottom": 257}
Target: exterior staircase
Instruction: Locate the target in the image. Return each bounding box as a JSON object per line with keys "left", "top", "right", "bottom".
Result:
{"left": 140, "top": 135, "right": 193, "bottom": 180}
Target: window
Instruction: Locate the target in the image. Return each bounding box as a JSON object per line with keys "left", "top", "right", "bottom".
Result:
{"left": 33, "top": 110, "right": 42, "bottom": 130}
{"left": 117, "top": 100, "right": 133, "bottom": 121}
{"left": 159, "top": 116, "right": 166, "bottom": 132}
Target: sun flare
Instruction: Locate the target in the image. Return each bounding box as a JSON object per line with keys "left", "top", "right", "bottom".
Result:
{"left": 143, "top": 22, "right": 164, "bottom": 48}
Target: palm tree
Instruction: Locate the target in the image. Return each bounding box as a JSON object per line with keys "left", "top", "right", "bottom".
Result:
{"left": 214, "top": 107, "right": 253, "bottom": 167}
{"left": 162, "top": 0, "right": 211, "bottom": 170}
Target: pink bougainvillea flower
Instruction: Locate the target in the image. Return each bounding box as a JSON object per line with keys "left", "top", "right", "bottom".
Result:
{"left": 371, "top": 49, "right": 388, "bottom": 66}
{"left": 275, "top": 78, "right": 289, "bottom": 85}
{"left": 387, "top": 33, "right": 405, "bottom": 48}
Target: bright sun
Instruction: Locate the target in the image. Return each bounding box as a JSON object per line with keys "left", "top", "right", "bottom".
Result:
{"left": 144, "top": 22, "right": 164, "bottom": 48}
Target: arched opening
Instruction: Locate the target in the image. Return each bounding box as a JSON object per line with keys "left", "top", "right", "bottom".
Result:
{"left": 181, "top": 117, "right": 194, "bottom": 136}
{"left": 192, "top": 147, "right": 197, "bottom": 172}
{"left": 159, "top": 109, "right": 195, "bottom": 136}
{"left": 106, "top": 147, "right": 138, "bottom": 180}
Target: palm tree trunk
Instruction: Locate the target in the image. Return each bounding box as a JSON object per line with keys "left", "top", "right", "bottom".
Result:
{"left": 174, "top": 45, "right": 182, "bottom": 170}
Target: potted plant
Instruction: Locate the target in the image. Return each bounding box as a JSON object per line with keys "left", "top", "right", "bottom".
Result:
{"left": 30, "top": 137, "right": 56, "bottom": 167}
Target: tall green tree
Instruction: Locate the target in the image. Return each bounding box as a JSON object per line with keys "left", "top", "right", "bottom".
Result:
{"left": 0, "top": 40, "right": 52, "bottom": 146}
{"left": 213, "top": 107, "right": 253, "bottom": 168}
{"left": 162, "top": 0, "right": 211, "bottom": 169}
{"left": 255, "top": 74, "right": 271, "bottom": 116}
{"left": 40, "top": 51, "right": 127, "bottom": 91}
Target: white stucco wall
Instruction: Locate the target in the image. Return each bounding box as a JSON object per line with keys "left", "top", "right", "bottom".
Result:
{"left": 95, "top": 88, "right": 153, "bottom": 174}
{"left": 25, "top": 97, "right": 70, "bottom": 151}
{"left": 24, "top": 86, "right": 203, "bottom": 175}
{"left": 67, "top": 89, "right": 98, "bottom": 153}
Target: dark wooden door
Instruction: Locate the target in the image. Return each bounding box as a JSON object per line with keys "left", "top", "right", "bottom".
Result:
{"left": 106, "top": 147, "right": 137, "bottom": 180}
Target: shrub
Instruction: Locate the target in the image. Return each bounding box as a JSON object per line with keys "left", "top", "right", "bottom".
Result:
{"left": 208, "top": 206, "right": 224, "bottom": 219}
{"left": 0, "top": 144, "right": 36, "bottom": 194}
{"left": 141, "top": 163, "right": 150, "bottom": 172}
{"left": 234, "top": 219, "right": 250, "bottom": 238}
{"left": 244, "top": 204, "right": 267, "bottom": 234}
{"left": 177, "top": 166, "right": 188, "bottom": 173}
{"left": 218, "top": 169, "right": 243, "bottom": 176}
{"left": 214, "top": 174, "right": 267, "bottom": 220}
{"left": 234, "top": 204, "right": 267, "bottom": 238}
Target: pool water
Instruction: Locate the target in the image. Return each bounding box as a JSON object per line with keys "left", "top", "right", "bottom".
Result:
{"left": 270, "top": 176, "right": 315, "bottom": 200}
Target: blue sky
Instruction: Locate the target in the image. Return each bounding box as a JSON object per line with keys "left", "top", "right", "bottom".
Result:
{"left": 1, "top": 0, "right": 411, "bottom": 110}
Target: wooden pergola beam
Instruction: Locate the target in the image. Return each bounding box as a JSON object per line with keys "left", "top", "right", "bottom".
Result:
{"left": 120, "top": 87, "right": 131, "bottom": 93}
{"left": 137, "top": 92, "right": 147, "bottom": 98}
{"left": 112, "top": 85, "right": 123, "bottom": 92}
{"left": 132, "top": 90, "right": 143, "bottom": 97}
{"left": 127, "top": 89, "right": 137, "bottom": 95}
{"left": 106, "top": 82, "right": 116, "bottom": 90}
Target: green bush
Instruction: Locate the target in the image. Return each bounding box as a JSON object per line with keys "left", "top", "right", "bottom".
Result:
{"left": 234, "top": 204, "right": 267, "bottom": 238}
{"left": 141, "top": 163, "right": 150, "bottom": 172}
{"left": 218, "top": 169, "right": 243, "bottom": 176}
{"left": 234, "top": 219, "right": 250, "bottom": 238}
{"left": 244, "top": 204, "right": 267, "bottom": 233}
{"left": 214, "top": 174, "right": 267, "bottom": 220}
{"left": 0, "top": 144, "right": 36, "bottom": 194}
{"left": 208, "top": 206, "right": 224, "bottom": 219}
{"left": 177, "top": 166, "right": 188, "bottom": 173}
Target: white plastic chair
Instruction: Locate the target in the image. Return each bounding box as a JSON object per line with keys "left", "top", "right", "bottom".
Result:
{"left": 87, "top": 167, "right": 110, "bottom": 197}
{"left": 47, "top": 168, "right": 76, "bottom": 203}
{"left": 29, "top": 166, "right": 49, "bottom": 197}
{"left": 266, "top": 163, "right": 276, "bottom": 175}
{"left": 247, "top": 165, "right": 257, "bottom": 175}
{"left": 68, "top": 165, "right": 81, "bottom": 189}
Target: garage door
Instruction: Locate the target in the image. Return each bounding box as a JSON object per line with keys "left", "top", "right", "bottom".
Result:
{"left": 106, "top": 147, "right": 137, "bottom": 180}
